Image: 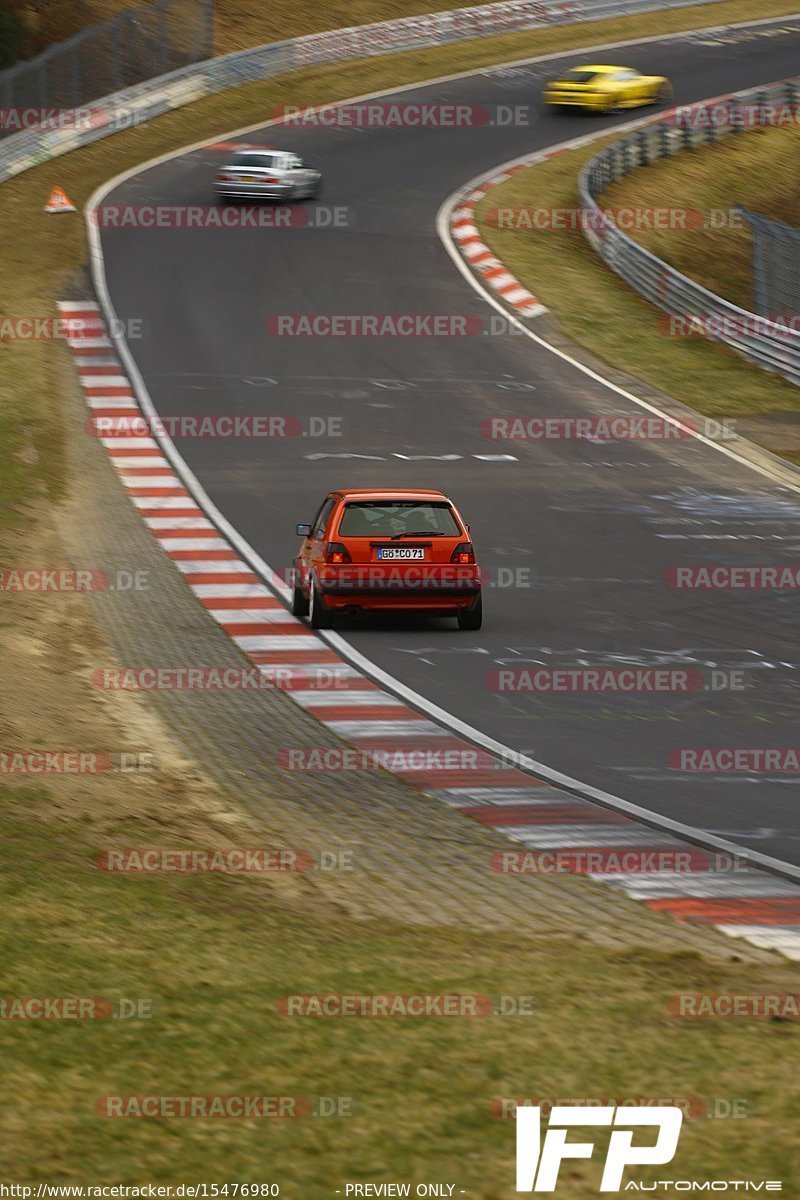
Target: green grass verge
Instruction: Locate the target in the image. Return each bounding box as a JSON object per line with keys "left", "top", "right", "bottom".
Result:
{"left": 4, "top": 0, "right": 800, "bottom": 532}
{"left": 3, "top": 1, "right": 800, "bottom": 1185}
{"left": 602, "top": 122, "right": 800, "bottom": 310}
{"left": 2, "top": 794, "right": 800, "bottom": 1188}
{"left": 475, "top": 121, "right": 800, "bottom": 461}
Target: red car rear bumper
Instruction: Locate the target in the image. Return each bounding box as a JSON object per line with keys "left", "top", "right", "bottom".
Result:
{"left": 322, "top": 592, "right": 480, "bottom": 613}
{"left": 313, "top": 563, "right": 481, "bottom": 612}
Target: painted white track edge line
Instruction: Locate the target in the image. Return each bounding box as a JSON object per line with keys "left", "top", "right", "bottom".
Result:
{"left": 85, "top": 23, "right": 800, "bottom": 888}
{"left": 85, "top": 12, "right": 800, "bottom": 194}
{"left": 437, "top": 108, "right": 800, "bottom": 493}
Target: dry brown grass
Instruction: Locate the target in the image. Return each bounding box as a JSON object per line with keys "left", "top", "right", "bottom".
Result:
{"left": 3, "top": 3, "right": 800, "bottom": 1183}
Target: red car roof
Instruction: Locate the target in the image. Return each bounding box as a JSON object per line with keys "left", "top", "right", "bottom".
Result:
{"left": 336, "top": 489, "right": 449, "bottom": 499}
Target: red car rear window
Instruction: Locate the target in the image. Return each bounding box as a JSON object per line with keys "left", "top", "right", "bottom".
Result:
{"left": 338, "top": 502, "right": 461, "bottom": 537}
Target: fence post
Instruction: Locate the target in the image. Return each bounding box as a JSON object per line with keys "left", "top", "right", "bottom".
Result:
{"left": 734, "top": 208, "right": 772, "bottom": 316}
{"left": 109, "top": 15, "right": 122, "bottom": 91}
{"left": 204, "top": 0, "right": 215, "bottom": 59}
{"left": 158, "top": 0, "right": 169, "bottom": 74}
{"left": 775, "top": 224, "right": 799, "bottom": 318}
{"left": 124, "top": 10, "right": 137, "bottom": 85}
{"left": 71, "top": 40, "right": 81, "bottom": 109}
{"left": 38, "top": 56, "right": 48, "bottom": 110}
{"left": 188, "top": 0, "right": 214, "bottom": 62}
{"left": 2, "top": 63, "right": 14, "bottom": 113}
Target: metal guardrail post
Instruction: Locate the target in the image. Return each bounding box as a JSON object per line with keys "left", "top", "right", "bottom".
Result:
{"left": 603, "top": 150, "right": 611, "bottom": 190}
{"left": 680, "top": 112, "right": 693, "bottom": 150}
{"left": 621, "top": 137, "right": 631, "bottom": 174}
{"left": 658, "top": 121, "right": 669, "bottom": 157}
{"left": 638, "top": 127, "right": 650, "bottom": 165}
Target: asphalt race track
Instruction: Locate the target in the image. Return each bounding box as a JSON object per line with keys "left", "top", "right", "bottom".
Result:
{"left": 98, "top": 17, "right": 800, "bottom": 867}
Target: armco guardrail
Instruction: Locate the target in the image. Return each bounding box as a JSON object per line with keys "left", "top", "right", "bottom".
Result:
{"left": 579, "top": 78, "right": 800, "bottom": 387}
{"left": 0, "top": 0, "right": 729, "bottom": 186}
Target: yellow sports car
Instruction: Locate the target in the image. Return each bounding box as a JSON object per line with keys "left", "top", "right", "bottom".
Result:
{"left": 543, "top": 64, "right": 672, "bottom": 113}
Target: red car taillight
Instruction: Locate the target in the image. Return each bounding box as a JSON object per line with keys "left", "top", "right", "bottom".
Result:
{"left": 217, "top": 172, "right": 231, "bottom": 181}
{"left": 450, "top": 542, "right": 475, "bottom": 564}
{"left": 324, "top": 542, "right": 352, "bottom": 564}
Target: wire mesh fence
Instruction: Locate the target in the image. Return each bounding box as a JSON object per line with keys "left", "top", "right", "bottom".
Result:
{"left": 579, "top": 81, "right": 800, "bottom": 386}
{"left": 0, "top": 0, "right": 746, "bottom": 178}
{"left": 735, "top": 207, "right": 800, "bottom": 319}
{"left": 0, "top": 0, "right": 214, "bottom": 136}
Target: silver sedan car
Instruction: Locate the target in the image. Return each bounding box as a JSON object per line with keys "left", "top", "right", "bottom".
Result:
{"left": 215, "top": 149, "right": 322, "bottom": 202}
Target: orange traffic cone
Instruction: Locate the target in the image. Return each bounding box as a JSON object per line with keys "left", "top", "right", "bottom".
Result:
{"left": 44, "top": 186, "right": 76, "bottom": 214}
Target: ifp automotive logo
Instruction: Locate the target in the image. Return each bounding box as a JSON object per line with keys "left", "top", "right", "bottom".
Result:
{"left": 515, "top": 1105, "right": 782, "bottom": 1192}
{"left": 516, "top": 1105, "right": 682, "bottom": 1192}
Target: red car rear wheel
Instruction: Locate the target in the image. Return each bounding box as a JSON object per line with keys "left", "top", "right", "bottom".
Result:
{"left": 291, "top": 579, "right": 309, "bottom": 617}
{"left": 309, "top": 578, "right": 331, "bottom": 629}
{"left": 457, "top": 593, "right": 483, "bottom": 631}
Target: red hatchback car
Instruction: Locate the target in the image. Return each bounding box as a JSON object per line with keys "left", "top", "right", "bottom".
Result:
{"left": 291, "top": 489, "right": 482, "bottom": 630}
